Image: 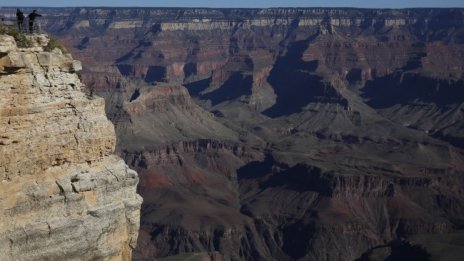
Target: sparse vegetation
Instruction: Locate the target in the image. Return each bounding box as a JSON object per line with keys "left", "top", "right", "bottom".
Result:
{"left": 0, "top": 24, "right": 68, "bottom": 53}
{"left": 0, "top": 25, "right": 33, "bottom": 48}
{"left": 44, "top": 36, "right": 68, "bottom": 54}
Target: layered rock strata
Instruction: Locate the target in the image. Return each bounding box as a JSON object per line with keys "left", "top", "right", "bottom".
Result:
{"left": 2, "top": 7, "right": 462, "bottom": 260}
{"left": 0, "top": 34, "right": 142, "bottom": 260}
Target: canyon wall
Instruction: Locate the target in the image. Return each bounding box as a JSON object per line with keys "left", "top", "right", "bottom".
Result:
{"left": 0, "top": 34, "right": 142, "bottom": 260}
{"left": 1, "top": 7, "right": 462, "bottom": 260}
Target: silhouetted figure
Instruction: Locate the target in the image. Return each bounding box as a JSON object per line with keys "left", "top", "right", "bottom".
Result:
{"left": 16, "top": 9, "right": 25, "bottom": 32}
{"left": 28, "top": 10, "right": 41, "bottom": 34}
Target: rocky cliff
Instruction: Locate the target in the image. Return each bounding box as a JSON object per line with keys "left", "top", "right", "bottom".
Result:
{"left": 0, "top": 34, "right": 142, "bottom": 260}
{"left": 18, "top": 7, "right": 462, "bottom": 146}
{"left": 3, "top": 7, "right": 463, "bottom": 261}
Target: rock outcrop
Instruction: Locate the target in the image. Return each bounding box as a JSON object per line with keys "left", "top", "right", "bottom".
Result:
{"left": 0, "top": 34, "right": 142, "bottom": 260}
{"left": 3, "top": 7, "right": 463, "bottom": 261}
{"left": 107, "top": 83, "right": 238, "bottom": 150}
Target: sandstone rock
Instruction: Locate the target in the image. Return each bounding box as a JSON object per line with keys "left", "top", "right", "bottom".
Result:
{"left": 73, "top": 20, "right": 90, "bottom": 29}
{"left": 109, "top": 20, "right": 144, "bottom": 29}
{"left": 10, "top": 7, "right": 464, "bottom": 261}
{"left": 0, "top": 35, "right": 17, "bottom": 53}
{"left": 0, "top": 35, "right": 141, "bottom": 261}
{"left": 28, "top": 34, "right": 50, "bottom": 48}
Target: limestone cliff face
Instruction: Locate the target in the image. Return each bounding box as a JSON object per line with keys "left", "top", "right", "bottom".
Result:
{"left": 0, "top": 34, "right": 142, "bottom": 260}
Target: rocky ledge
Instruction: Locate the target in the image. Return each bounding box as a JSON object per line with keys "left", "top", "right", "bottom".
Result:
{"left": 0, "top": 34, "right": 142, "bottom": 260}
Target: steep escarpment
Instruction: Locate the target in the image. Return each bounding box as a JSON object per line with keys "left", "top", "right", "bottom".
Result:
{"left": 237, "top": 158, "right": 463, "bottom": 261}
{"left": 6, "top": 7, "right": 464, "bottom": 260}
{"left": 21, "top": 7, "right": 463, "bottom": 146}
{"left": 102, "top": 82, "right": 239, "bottom": 150}
{"left": 0, "top": 35, "right": 142, "bottom": 260}
{"left": 123, "top": 140, "right": 257, "bottom": 260}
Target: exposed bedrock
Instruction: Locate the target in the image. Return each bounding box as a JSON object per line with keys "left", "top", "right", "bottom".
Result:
{"left": 6, "top": 7, "right": 463, "bottom": 260}
{"left": 125, "top": 143, "right": 463, "bottom": 260}
{"left": 0, "top": 35, "right": 142, "bottom": 260}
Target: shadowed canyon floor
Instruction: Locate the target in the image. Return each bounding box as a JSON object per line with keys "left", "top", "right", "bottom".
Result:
{"left": 2, "top": 7, "right": 463, "bottom": 260}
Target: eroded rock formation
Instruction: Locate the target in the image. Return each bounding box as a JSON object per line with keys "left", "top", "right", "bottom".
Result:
{"left": 2, "top": 7, "right": 463, "bottom": 261}
{"left": 0, "top": 34, "right": 142, "bottom": 260}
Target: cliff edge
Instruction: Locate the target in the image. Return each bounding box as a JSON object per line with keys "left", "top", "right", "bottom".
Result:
{"left": 0, "top": 34, "right": 142, "bottom": 260}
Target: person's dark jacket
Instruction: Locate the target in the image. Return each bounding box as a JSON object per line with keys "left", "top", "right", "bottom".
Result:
{"left": 16, "top": 10, "right": 24, "bottom": 22}
{"left": 28, "top": 11, "right": 41, "bottom": 21}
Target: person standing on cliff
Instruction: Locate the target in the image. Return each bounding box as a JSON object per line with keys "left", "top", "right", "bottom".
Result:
{"left": 16, "top": 9, "right": 24, "bottom": 32}
{"left": 28, "top": 10, "right": 42, "bottom": 34}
